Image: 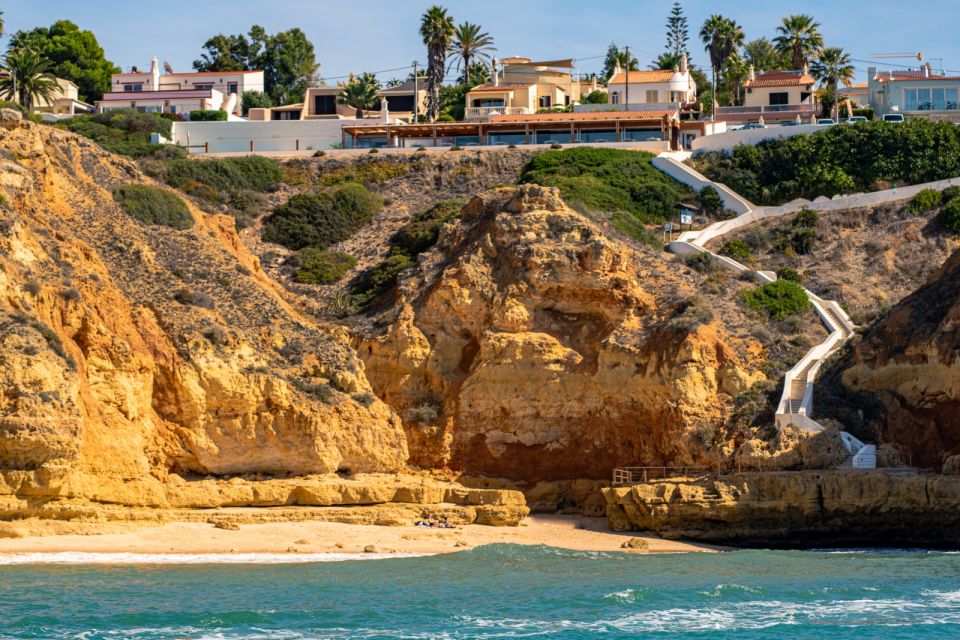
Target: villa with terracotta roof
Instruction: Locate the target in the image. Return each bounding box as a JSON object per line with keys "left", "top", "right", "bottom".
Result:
{"left": 249, "top": 79, "right": 427, "bottom": 122}
{"left": 867, "top": 64, "right": 960, "bottom": 121}
{"left": 716, "top": 67, "right": 818, "bottom": 125}
{"left": 96, "top": 57, "right": 264, "bottom": 118}
{"left": 605, "top": 53, "right": 698, "bottom": 114}
{"left": 463, "top": 57, "right": 602, "bottom": 121}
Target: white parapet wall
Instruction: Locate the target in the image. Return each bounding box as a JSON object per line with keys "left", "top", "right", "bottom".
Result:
{"left": 171, "top": 119, "right": 366, "bottom": 154}
{"left": 692, "top": 123, "right": 829, "bottom": 155}
{"left": 652, "top": 156, "right": 755, "bottom": 215}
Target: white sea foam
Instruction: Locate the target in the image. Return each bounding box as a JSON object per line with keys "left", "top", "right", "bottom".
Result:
{"left": 0, "top": 551, "right": 430, "bottom": 565}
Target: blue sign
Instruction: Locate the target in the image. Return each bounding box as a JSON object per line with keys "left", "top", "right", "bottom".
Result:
{"left": 679, "top": 210, "right": 693, "bottom": 225}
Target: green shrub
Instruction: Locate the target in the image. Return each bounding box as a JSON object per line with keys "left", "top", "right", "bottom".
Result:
{"left": 173, "top": 288, "right": 214, "bottom": 308}
{"left": 720, "top": 238, "right": 752, "bottom": 261}
{"left": 775, "top": 266, "right": 802, "bottom": 282}
{"left": 741, "top": 280, "right": 812, "bottom": 320}
{"left": 942, "top": 186, "right": 960, "bottom": 202}
{"left": 0, "top": 100, "right": 29, "bottom": 117}
{"left": 699, "top": 186, "right": 723, "bottom": 216}
{"left": 940, "top": 197, "right": 960, "bottom": 232}
{"left": 313, "top": 150, "right": 327, "bottom": 157}
{"left": 680, "top": 251, "right": 723, "bottom": 274}
{"left": 292, "top": 248, "right": 357, "bottom": 284}
{"left": 436, "top": 114, "right": 455, "bottom": 122}
{"left": 692, "top": 120, "right": 960, "bottom": 205}
{"left": 550, "top": 143, "right": 564, "bottom": 149}
{"left": 369, "top": 148, "right": 380, "bottom": 154}
{"left": 262, "top": 182, "right": 382, "bottom": 250}
{"left": 774, "top": 210, "right": 818, "bottom": 255}
{"left": 669, "top": 296, "right": 715, "bottom": 330}
{"left": 521, "top": 148, "right": 693, "bottom": 223}
{"left": 189, "top": 109, "right": 228, "bottom": 122}
{"left": 162, "top": 156, "right": 282, "bottom": 192}
{"left": 351, "top": 250, "right": 415, "bottom": 306}
{"left": 315, "top": 158, "right": 417, "bottom": 187}
{"left": 909, "top": 188, "right": 943, "bottom": 213}
{"left": 56, "top": 110, "right": 173, "bottom": 158}
{"left": 391, "top": 200, "right": 463, "bottom": 254}
{"left": 113, "top": 185, "right": 193, "bottom": 229}
{"left": 610, "top": 211, "right": 663, "bottom": 247}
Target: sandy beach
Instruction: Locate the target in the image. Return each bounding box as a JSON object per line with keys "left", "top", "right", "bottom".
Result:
{"left": 0, "top": 515, "right": 718, "bottom": 558}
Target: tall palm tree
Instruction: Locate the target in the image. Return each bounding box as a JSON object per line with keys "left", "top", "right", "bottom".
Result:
{"left": 337, "top": 72, "right": 381, "bottom": 118}
{"left": 700, "top": 15, "right": 744, "bottom": 120}
{"left": 458, "top": 62, "right": 490, "bottom": 87}
{"left": 448, "top": 22, "right": 495, "bottom": 86}
{"left": 811, "top": 47, "right": 855, "bottom": 120}
{"left": 0, "top": 48, "right": 59, "bottom": 112}
{"left": 773, "top": 14, "right": 824, "bottom": 71}
{"left": 419, "top": 5, "right": 455, "bottom": 121}
{"left": 724, "top": 56, "right": 751, "bottom": 105}
{"left": 0, "top": 12, "right": 5, "bottom": 39}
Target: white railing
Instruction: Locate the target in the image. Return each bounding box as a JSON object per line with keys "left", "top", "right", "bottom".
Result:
{"left": 464, "top": 106, "right": 531, "bottom": 119}
{"left": 716, "top": 103, "right": 818, "bottom": 115}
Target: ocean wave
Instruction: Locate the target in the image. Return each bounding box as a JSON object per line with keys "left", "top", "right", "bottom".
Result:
{"left": 699, "top": 583, "right": 762, "bottom": 598}
{"left": 0, "top": 551, "right": 431, "bottom": 565}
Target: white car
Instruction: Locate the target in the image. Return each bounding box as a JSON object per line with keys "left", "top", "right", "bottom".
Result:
{"left": 817, "top": 118, "right": 836, "bottom": 125}
{"left": 882, "top": 114, "right": 905, "bottom": 123}
{"left": 844, "top": 116, "right": 869, "bottom": 124}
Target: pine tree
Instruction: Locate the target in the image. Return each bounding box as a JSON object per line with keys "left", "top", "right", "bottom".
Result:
{"left": 666, "top": 1, "right": 690, "bottom": 61}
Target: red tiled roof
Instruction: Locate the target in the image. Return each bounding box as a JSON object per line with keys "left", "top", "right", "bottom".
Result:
{"left": 875, "top": 70, "right": 960, "bottom": 83}
{"left": 468, "top": 83, "right": 533, "bottom": 93}
{"left": 745, "top": 71, "right": 815, "bottom": 88}
{"left": 608, "top": 70, "right": 675, "bottom": 84}
{"left": 120, "top": 70, "right": 263, "bottom": 77}
{"left": 490, "top": 110, "right": 674, "bottom": 123}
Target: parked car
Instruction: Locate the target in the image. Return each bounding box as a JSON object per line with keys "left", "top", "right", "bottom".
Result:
{"left": 882, "top": 113, "right": 905, "bottom": 123}
{"left": 740, "top": 123, "right": 768, "bottom": 130}
{"left": 844, "top": 116, "right": 869, "bottom": 124}
{"left": 817, "top": 118, "right": 836, "bottom": 125}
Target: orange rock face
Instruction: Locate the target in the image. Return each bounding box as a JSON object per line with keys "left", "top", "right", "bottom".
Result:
{"left": 361, "top": 186, "right": 765, "bottom": 481}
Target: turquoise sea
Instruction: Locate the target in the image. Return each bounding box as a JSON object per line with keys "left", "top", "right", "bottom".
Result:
{"left": 2, "top": 545, "right": 960, "bottom": 639}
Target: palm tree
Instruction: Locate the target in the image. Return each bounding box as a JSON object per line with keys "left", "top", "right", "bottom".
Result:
{"left": 811, "top": 47, "right": 855, "bottom": 120}
{"left": 774, "top": 14, "right": 824, "bottom": 71}
{"left": 0, "top": 12, "right": 5, "bottom": 39}
{"left": 700, "top": 15, "right": 744, "bottom": 120}
{"left": 0, "top": 48, "right": 59, "bottom": 112}
{"left": 458, "top": 62, "right": 490, "bottom": 87}
{"left": 419, "top": 5, "right": 455, "bottom": 121}
{"left": 448, "top": 22, "right": 495, "bottom": 86}
{"left": 724, "top": 56, "right": 751, "bottom": 105}
{"left": 650, "top": 52, "right": 681, "bottom": 71}
{"left": 337, "top": 72, "right": 380, "bottom": 118}
{"left": 743, "top": 38, "right": 783, "bottom": 72}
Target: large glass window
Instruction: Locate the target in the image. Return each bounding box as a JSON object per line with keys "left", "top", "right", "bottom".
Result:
{"left": 123, "top": 84, "right": 143, "bottom": 92}
{"left": 904, "top": 89, "right": 918, "bottom": 112}
{"left": 472, "top": 99, "right": 505, "bottom": 108}
{"left": 538, "top": 96, "right": 552, "bottom": 108}
{"left": 534, "top": 130, "right": 569, "bottom": 143}
{"left": 488, "top": 132, "right": 525, "bottom": 145}
{"left": 611, "top": 92, "right": 619, "bottom": 105}
{"left": 622, "top": 128, "right": 662, "bottom": 141}
{"left": 769, "top": 92, "right": 789, "bottom": 106}
{"left": 948, "top": 89, "right": 959, "bottom": 110}
{"left": 578, "top": 129, "right": 617, "bottom": 142}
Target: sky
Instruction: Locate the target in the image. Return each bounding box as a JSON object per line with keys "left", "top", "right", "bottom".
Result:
{"left": 7, "top": 0, "right": 960, "bottom": 84}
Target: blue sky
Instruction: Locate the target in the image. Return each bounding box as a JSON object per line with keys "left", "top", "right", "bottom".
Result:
{"left": 7, "top": 0, "right": 959, "bottom": 84}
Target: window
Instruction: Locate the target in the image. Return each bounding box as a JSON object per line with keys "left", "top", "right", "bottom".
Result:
{"left": 168, "top": 106, "right": 177, "bottom": 114}
{"left": 473, "top": 99, "right": 505, "bottom": 108}
{"left": 538, "top": 96, "right": 552, "bottom": 108}
{"left": 123, "top": 84, "right": 143, "bottom": 92}
{"left": 645, "top": 90, "right": 658, "bottom": 103}
{"left": 769, "top": 92, "right": 789, "bottom": 106}
{"left": 227, "top": 82, "right": 238, "bottom": 94}
{"left": 313, "top": 95, "right": 337, "bottom": 115}
{"left": 611, "top": 92, "right": 619, "bottom": 105}
{"left": 194, "top": 83, "right": 214, "bottom": 90}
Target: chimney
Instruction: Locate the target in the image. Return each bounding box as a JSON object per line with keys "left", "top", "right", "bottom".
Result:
{"left": 613, "top": 58, "right": 622, "bottom": 79}
{"left": 591, "top": 76, "right": 597, "bottom": 92}
{"left": 748, "top": 64, "right": 756, "bottom": 82}
{"left": 150, "top": 55, "right": 160, "bottom": 89}
{"left": 924, "top": 62, "right": 931, "bottom": 78}
{"left": 802, "top": 61, "right": 809, "bottom": 76}
{"left": 680, "top": 52, "right": 688, "bottom": 74}
{"left": 492, "top": 57, "right": 499, "bottom": 86}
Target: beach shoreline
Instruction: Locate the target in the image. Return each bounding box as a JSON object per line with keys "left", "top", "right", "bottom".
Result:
{"left": 0, "top": 515, "right": 719, "bottom": 559}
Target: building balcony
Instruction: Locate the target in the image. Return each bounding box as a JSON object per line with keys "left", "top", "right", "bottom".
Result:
{"left": 464, "top": 106, "right": 531, "bottom": 120}
{"left": 716, "top": 103, "right": 817, "bottom": 115}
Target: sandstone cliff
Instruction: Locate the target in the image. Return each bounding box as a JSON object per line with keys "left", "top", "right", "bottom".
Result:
{"left": 820, "top": 248, "right": 960, "bottom": 469}
{"left": 0, "top": 119, "right": 409, "bottom": 508}
{"left": 360, "top": 185, "right": 767, "bottom": 481}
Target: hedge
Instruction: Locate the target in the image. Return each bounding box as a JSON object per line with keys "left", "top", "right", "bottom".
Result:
{"left": 262, "top": 182, "right": 382, "bottom": 250}
{"left": 189, "top": 109, "right": 228, "bottom": 122}
{"left": 293, "top": 248, "right": 357, "bottom": 284}
{"left": 741, "top": 280, "right": 812, "bottom": 320}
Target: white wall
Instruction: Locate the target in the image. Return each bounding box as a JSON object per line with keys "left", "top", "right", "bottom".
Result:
{"left": 172, "top": 119, "right": 366, "bottom": 153}
{"left": 692, "top": 123, "right": 830, "bottom": 154}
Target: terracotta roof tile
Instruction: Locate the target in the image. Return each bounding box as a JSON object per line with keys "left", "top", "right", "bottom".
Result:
{"left": 744, "top": 71, "right": 815, "bottom": 88}
{"left": 875, "top": 70, "right": 960, "bottom": 83}
{"left": 490, "top": 110, "right": 674, "bottom": 123}
{"left": 468, "top": 83, "right": 533, "bottom": 93}
{"left": 608, "top": 70, "right": 675, "bottom": 84}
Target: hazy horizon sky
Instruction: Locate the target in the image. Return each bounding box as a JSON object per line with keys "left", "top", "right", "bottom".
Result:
{"left": 7, "top": 1, "right": 959, "bottom": 84}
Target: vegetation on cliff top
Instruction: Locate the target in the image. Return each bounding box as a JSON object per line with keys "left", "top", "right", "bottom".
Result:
{"left": 56, "top": 110, "right": 173, "bottom": 158}
{"left": 112, "top": 184, "right": 193, "bottom": 230}
{"left": 263, "top": 183, "right": 382, "bottom": 250}
{"left": 521, "top": 147, "right": 692, "bottom": 224}
{"left": 691, "top": 120, "right": 960, "bottom": 205}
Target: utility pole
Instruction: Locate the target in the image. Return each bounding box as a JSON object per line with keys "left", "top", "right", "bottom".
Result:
{"left": 412, "top": 61, "right": 419, "bottom": 123}
{"left": 624, "top": 46, "right": 630, "bottom": 108}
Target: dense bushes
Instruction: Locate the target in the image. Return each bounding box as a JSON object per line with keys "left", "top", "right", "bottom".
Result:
{"left": 774, "top": 209, "right": 818, "bottom": 255}
{"left": 292, "top": 248, "right": 357, "bottom": 284}
{"left": 351, "top": 199, "right": 463, "bottom": 308}
{"left": 57, "top": 110, "right": 173, "bottom": 158}
{"left": 699, "top": 186, "right": 724, "bottom": 216}
{"left": 691, "top": 120, "right": 960, "bottom": 205}
{"left": 910, "top": 188, "right": 943, "bottom": 213}
{"left": 741, "top": 280, "right": 812, "bottom": 320}
{"left": 520, "top": 148, "right": 692, "bottom": 223}
{"left": 262, "top": 182, "right": 382, "bottom": 250}
{"left": 941, "top": 197, "right": 960, "bottom": 231}
{"left": 162, "top": 156, "right": 282, "bottom": 193}
{"left": 720, "top": 238, "right": 752, "bottom": 261}
{"left": 189, "top": 110, "right": 228, "bottom": 122}
{"left": 113, "top": 185, "right": 193, "bottom": 229}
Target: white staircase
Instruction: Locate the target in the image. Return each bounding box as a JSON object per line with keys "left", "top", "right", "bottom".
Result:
{"left": 654, "top": 152, "right": 875, "bottom": 468}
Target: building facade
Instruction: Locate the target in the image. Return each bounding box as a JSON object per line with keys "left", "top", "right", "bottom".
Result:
{"left": 96, "top": 57, "right": 264, "bottom": 117}
{"left": 716, "top": 68, "right": 818, "bottom": 124}
{"left": 249, "top": 80, "right": 427, "bottom": 122}
{"left": 867, "top": 65, "right": 960, "bottom": 120}
{"left": 605, "top": 53, "right": 697, "bottom": 110}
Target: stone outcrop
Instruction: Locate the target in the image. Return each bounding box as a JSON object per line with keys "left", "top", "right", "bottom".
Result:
{"left": 361, "top": 185, "right": 765, "bottom": 481}
{"left": 605, "top": 471, "right": 960, "bottom": 546}
{"left": 821, "top": 249, "right": 960, "bottom": 469}
{"left": 0, "top": 121, "right": 410, "bottom": 508}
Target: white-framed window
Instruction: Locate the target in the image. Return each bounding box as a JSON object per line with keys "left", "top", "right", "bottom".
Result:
{"left": 611, "top": 92, "right": 619, "bottom": 104}
{"left": 645, "top": 90, "right": 658, "bottom": 103}
{"left": 194, "top": 83, "right": 214, "bottom": 90}
{"left": 123, "top": 84, "right": 143, "bottom": 92}
{"left": 538, "top": 96, "right": 552, "bottom": 108}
